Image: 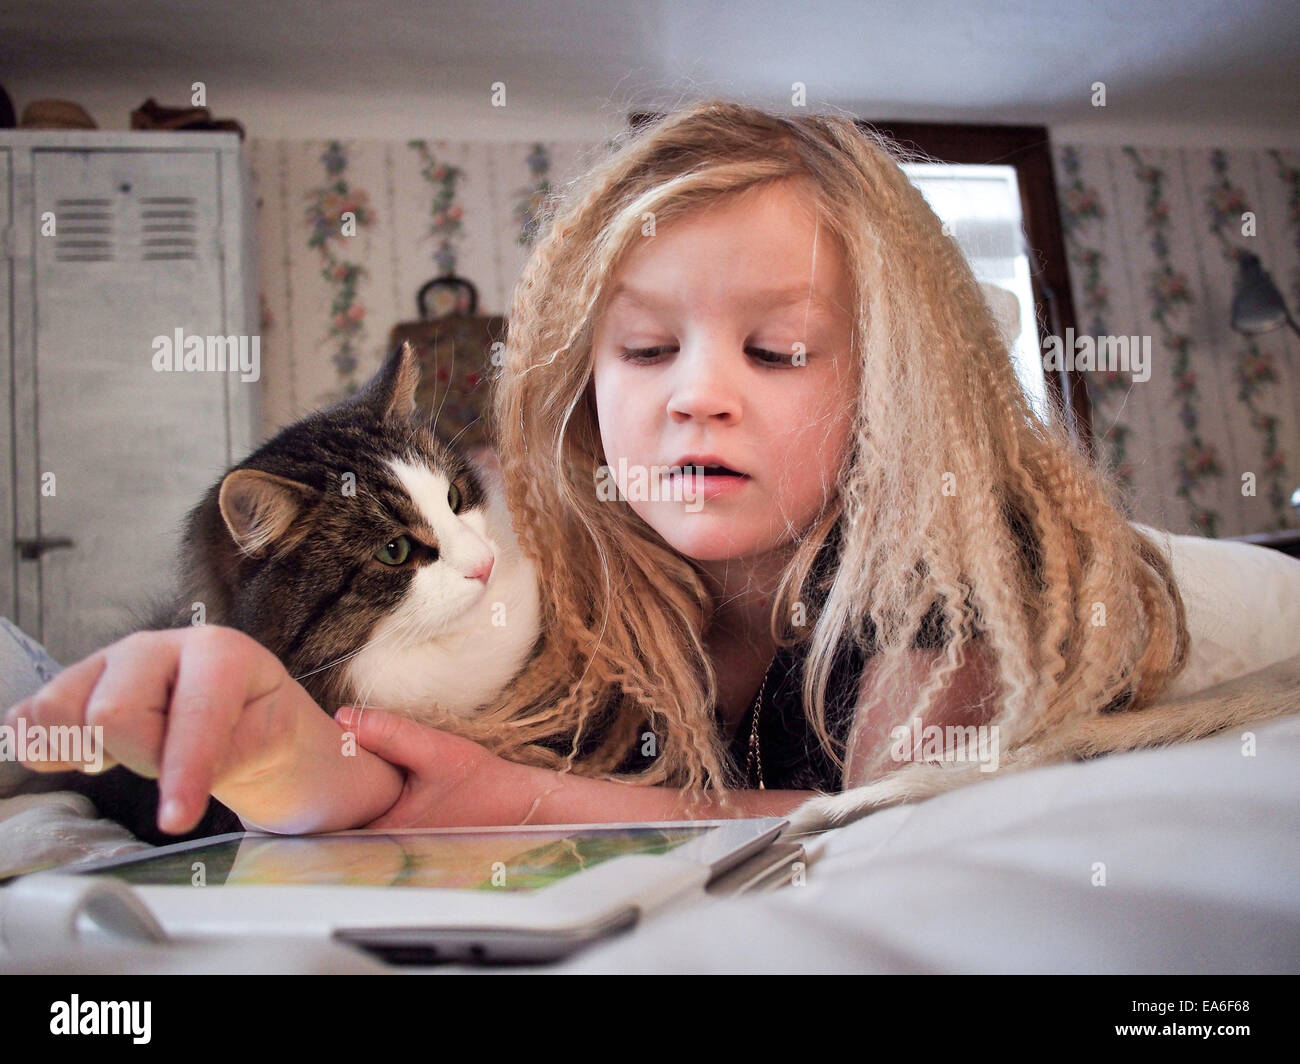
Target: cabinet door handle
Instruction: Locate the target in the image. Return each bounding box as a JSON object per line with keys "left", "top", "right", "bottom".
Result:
{"left": 14, "top": 536, "right": 76, "bottom": 560}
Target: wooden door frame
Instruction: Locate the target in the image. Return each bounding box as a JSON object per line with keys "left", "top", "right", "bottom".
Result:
{"left": 859, "top": 120, "right": 1093, "bottom": 454}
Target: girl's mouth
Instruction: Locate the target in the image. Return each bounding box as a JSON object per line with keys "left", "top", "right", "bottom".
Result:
{"left": 670, "top": 464, "right": 748, "bottom": 478}
{"left": 665, "top": 466, "right": 752, "bottom": 500}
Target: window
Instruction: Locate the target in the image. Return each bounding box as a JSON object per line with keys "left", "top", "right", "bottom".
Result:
{"left": 902, "top": 162, "right": 1049, "bottom": 418}
{"left": 863, "top": 120, "right": 1091, "bottom": 453}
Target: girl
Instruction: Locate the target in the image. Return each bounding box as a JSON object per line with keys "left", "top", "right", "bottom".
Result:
{"left": 4, "top": 100, "right": 1192, "bottom": 838}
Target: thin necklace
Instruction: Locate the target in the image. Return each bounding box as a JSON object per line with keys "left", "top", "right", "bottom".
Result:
{"left": 745, "top": 655, "right": 776, "bottom": 790}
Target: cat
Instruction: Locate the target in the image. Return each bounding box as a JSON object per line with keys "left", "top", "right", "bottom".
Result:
{"left": 58, "top": 341, "right": 542, "bottom": 844}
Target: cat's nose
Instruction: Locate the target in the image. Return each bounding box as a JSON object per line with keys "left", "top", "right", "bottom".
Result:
{"left": 467, "top": 554, "right": 494, "bottom": 584}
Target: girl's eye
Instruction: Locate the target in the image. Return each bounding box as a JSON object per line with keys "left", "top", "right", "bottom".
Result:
{"left": 750, "top": 347, "right": 798, "bottom": 367}
{"left": 448, "top": 481, "right": 461, "bottom": 513}
{"left": 375, "top": 535, "right": 412, "bottom": 566}
{"left": 619, "top": 345, "right": 674, "bottom": 364}
{"left": 618, "top": 345, "right": 798, "bottom": 367}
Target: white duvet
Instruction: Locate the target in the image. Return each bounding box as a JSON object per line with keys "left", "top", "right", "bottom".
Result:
{"left": 2, "top": 702, "right": 1297, "bottom": 974}
{"left": 0, "top": 776, "right": 154, "bottom": 881}
{"left": 2, "top": 528, "right": 1298, "bottom": 972}
{"left": 548, "top": 708, "right": 1300, "bottom": 974}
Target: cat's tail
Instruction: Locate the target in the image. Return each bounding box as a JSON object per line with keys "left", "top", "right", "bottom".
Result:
{"left": 1017, "top": 649, "right": 1300, "bottom": 764}
{"left": 781, "top": 651, "right": 1300, "bottom": 838}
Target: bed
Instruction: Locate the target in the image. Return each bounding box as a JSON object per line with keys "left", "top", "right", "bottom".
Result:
{"left": 2, "top": 526, "right": 1298, "bottom": 973}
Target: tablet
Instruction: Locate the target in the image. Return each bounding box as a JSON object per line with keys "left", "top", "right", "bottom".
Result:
{"left": 47, "top": 818, "right": 792, "bottom": 964}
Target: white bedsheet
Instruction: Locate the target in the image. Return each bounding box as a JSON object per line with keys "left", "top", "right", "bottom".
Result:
{"left": 0, "top": 785, "right": 154, "bottom": 882}
{"left": 5, "top": 709, "right": 1296, "bottom": 974}
{"left": 538, "top": 710, "right": 1300, "bottom": 974}
{"left": 3, "top": 527, "right": 1298, "bottom": 971}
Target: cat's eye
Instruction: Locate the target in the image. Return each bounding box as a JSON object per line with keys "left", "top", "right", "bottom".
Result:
{"left": 375, "top": 535, "right": 411, "bottom": 566}
{"left": 448, "top": 481, "right": 461, "bottom": 514}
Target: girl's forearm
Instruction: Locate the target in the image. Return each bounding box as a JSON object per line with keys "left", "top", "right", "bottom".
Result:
{"left": 214, "top": 698, "right": 404, "bottom": 834}
{"left": 498, "top": 759, "right": 816, "bottom": 825}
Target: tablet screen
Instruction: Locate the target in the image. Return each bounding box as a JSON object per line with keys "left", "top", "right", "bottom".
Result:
{"left": 96, "top": 826, "right": 710, "bottom": 892}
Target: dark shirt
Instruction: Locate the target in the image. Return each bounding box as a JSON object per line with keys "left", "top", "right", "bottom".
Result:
{"left": 607, "top": 558, "right": 952, "bottom": 793}
{"left": 712, "top": 591, "right": 954, "bottom": 792}
{"left": 719, "top": 630, "right": 871, "bottom": 793}
{"left": 566, "top": 620, "right": 878, "bottom": 794}
{"left": 562, "top": 506, "right": 1042, "bottom": 796}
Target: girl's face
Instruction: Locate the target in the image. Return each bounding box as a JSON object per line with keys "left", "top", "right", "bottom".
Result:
{"left": 590, "top": 180, "right": 858, "bottom": 564}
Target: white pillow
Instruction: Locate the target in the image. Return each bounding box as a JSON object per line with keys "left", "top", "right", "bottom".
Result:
{"left": 1133, "top": 523, "right": 1300, "bottom": 699}
{"left": 541, "top": 712, "right": 1300, "bottom": 974}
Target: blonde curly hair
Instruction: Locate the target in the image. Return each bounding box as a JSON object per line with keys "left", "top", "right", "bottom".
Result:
{"left": 436, "top": 98, "right": 1189, "bottom": 816}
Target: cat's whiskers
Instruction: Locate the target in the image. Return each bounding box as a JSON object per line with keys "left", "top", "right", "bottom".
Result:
{"left": 384, "top": 603, "right": 435, "bottom": 656}
{"left": 444, "top": 419, "right": 475, "bottom": 451}
{"left": 347, "top": 607, "right": 442, "bottom": 715}
{"left": 290, "top": 617, "right": 417, "bottom": 685}
{"left": 292, "top": 598, "right": 441, "bottom": 695}
{"left": 348, "top": 670, "right": 384, "bottom": 715}
{"left": 429, "top": 340, "right": 457, "bottom": 439}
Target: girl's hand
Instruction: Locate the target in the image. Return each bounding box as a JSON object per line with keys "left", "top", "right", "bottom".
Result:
{"left": 336, "top": 704, "right": 809, "bottom": 826}
{"left": 334, "top": 705, "right": 524, "bottom": 829}
{"left": 3, "top": 625, "right": 313, "bottom": 834}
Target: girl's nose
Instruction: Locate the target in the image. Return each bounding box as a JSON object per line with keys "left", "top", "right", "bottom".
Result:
{"left": 666, "top": 350, "right": 742, "bottom": 422}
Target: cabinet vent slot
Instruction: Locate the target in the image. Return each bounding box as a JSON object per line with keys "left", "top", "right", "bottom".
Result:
{"left": 141, "top": 195, "right": 198, "bottom": 260}
{"left": 54, "top": 197, "right": 113, "bottom": 261}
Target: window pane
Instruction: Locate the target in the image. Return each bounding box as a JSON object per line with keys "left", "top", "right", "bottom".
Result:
{"left": 901, "top": 163, "right": 1049, "bottom": 419}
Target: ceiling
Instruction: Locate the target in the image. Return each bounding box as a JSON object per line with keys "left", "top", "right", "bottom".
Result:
{"left": 2, "top": 0, "right": 1298, "bottom": 137}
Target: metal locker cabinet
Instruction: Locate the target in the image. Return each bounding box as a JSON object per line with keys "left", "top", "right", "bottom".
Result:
{"left": 0, "top": 130, "right": 259, "bottom": 663}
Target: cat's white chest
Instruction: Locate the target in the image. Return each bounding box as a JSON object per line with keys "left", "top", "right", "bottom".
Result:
{"left": 345, "top": 558, "right": 541, "bottom": 719}
{"left": 342, "top": 468, "right": 542, "bottom": 721}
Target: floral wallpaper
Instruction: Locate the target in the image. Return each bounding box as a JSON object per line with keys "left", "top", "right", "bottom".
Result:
{"left": 246, "top": 136, "right": 1300, "bottom": 539}
{"left": 303, "top": 141, "right": 374, "bottom": 395}
{"left": 246, "top": 137, "right": 590, "bottom": 426}
{"left": 1058, "top": 144, "right": 1300, "bottom": 538}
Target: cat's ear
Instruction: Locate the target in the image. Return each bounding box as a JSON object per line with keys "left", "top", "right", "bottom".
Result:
{"left": 356, "top": 340, "right": 422, "bottom": 422}
{"left": 218, "top": 469, "right": 319, "bottom": 557}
